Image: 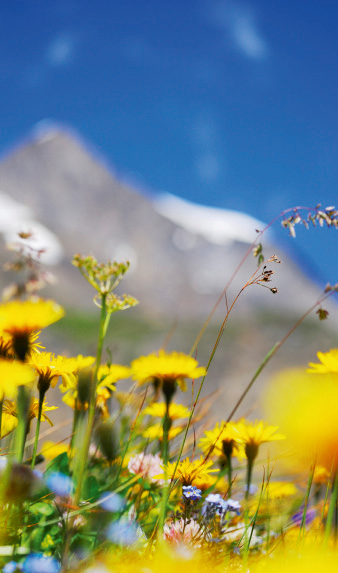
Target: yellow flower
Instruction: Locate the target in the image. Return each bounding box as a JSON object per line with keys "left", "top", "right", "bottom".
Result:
{"left": 143, "top": 402, "right": 190, "bottom": 420}
{"left": 159, "top": 456, "right": 219, "bottom": 487}
{"left": 308, "top": 349, "right": 338, "bottom": 374}
{"left": 28, "top": 352, "right": 78, "bottom": 395}
{"left": 232, "top": 419, "right": 285, "bottom": 462}
{"left": 62, "top": 361, "right": 130, "bottom": 416}
{"left": 0, "top": 359, "right": 35, "bottom": 400}
{"left": 143, "top": 423, "right": 184, "bottom": 441}
{"left": 1, "top": 399, "right": 18, "bottom": 438}
{"left": 97, "top": 364, "right": 131, "bottom": 390}
{"left": 263, "top": 481, "right": 298, "bottom": 500}
{"left": 199, "top": 421, "right": 243, "bottom": 459}
{"left": 41, "top": 440, "right": 69, "bottom": 460}
{"left": 264, "top": 368, "right": 338, "bottom": 472}
{"left": 0, "top": 299, "right": 64, "bottom": 360}
{"left": 131, "top": 350, "right": 206, "bottom": 404}
{"left": 28, "top": 397, "right": 58, "bottom": 426}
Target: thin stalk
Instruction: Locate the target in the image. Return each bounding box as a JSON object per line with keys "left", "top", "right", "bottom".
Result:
{"left": 297, "top": 456, "right": 316, "bottom": 545}
{"left": 162, "top": 403, "right": 171, "bottom": 466}
{"left": 31, "top": 391, "right": 45, "bottom": 469}
{"left": 190, "top": 204, "right": 322, "bottom": 355}
{"left": 325, "top": 471, "right": 338, "bottom": 544}
{"left": 226, "top": 455, "right": 232, "bottom": 497}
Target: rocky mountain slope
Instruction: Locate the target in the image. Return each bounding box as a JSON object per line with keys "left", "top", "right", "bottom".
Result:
{"left": 0, "top": 126, "right": 329, "bottom": 321}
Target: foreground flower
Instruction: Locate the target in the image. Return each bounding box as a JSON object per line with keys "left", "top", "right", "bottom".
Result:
{"left": 159, "top": 456, "right": 219, "bottom": 488}
{"left": 307, "top": 349, "right": 338, "bottom": 374}
{"left": 0, "top": 299, "right": 64, "bottom": 361}
{"left": 264, "top": 368, "right": 338, "bottom": 471}
{"left": 22, "top": 553, "right": 60, "bottom": 573}
{"left": 0, "top": 359, "right": 35, "bottom": 400}
{"left": 45, "top": 472, "right": 73, "bottom": 497}
{"left": 131, "top": 350, "right": 206, "bottom": 405}
{"left": 28, "top": 352, "right": 77, "bottom": 396}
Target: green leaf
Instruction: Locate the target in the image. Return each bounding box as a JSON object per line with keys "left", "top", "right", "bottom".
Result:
{"left": 29, "top": 502, "right": 54, "bottom": 516}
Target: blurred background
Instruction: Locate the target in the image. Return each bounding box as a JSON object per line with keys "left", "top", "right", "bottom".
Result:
{"left": 0, "top": 0, "right": 337, "bottom": 424}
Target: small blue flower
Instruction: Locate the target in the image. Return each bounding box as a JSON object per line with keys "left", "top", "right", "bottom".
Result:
{"left": 106, "top": 520, "right": 138, "bottom": 546}
{"left": 182, "top": 485, "right": 202, "bottom": 501}
{"left": 45, "top": 472, "right": 73, "bottom": 497}
{"left": 204, "top": 494, "right": 241, "bottom": 517}
{"left": 22, "top": 554, "right": 60, "bottom": 573}
{"left": 224, "top": 499, "right": 241, "bottom": 515}
{"left": 98, "top": 492, "right": 125, "bottom": 512}
{"left": 3, "top": 561, "right": 22, "bottom": 573}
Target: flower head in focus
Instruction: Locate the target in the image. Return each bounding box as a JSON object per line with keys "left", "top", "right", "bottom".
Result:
{"left": 159, "top": 456, "right": 219, "bottom": 488}
{"left": 131, "top": 350, "right": 206, "bottom": 405}
{"left": 199, "top": 421, "right": 243, "bottom": 460}
{"left": 182, "top": 485, "right": 202, "bottom": 502}
{"left": 28, "top": 352, "right": 77, "bottom": 396}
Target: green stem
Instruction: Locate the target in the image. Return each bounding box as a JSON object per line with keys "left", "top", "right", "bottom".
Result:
{"left": 73, "top": 293, "right": 109, "bottom": 505}
{"left": 31, "top": 391, "right": 45, "bottom": 469}
{"left": 325, "top": 471, "right": 338, "bottom": 544}
{"left": 15, "top": 386, "right": 30, "bottom": 462}
{"left": 162, "top": 403, "right": 171, "bottom": 466}
{"left": 245, "top": 457, "right": 254, "bottom": 503}
{"left": 297, "top": 456, "right": 316, "bottom": 545}
{"left": 226, "top": 454, "right": 232, "bottom": 497}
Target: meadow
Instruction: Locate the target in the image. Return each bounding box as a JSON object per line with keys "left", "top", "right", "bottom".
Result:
{"left": 0, "top": 205, "right": 337, "bottom": 573}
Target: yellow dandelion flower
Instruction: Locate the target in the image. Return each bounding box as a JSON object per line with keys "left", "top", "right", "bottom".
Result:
{"left": 143, "top": 402, "right": 190, "bottom": 420}
{"left": 263, "top": 481, "right": 298, "bottom": 500}
{"left": 143, "top": 423, "right": 184, "bottom": 441}
{"left": 131, "top": 350, "right": 206, "bottom": 404}
{"left": 0, "top": 359, "right": 35, "bottom": 399}
{"left": 1, "top": 399, "right": 18, "bottom": 438}
{"left": 232, "top": 419, "right": 285, "bottom": 462}
{"left": 199, "top": 421, "right": 242, "bottom": 459}
{"left": 28, "top": 397, "right": 58, "bottom": 426}
{"left": 28, "top": 352, "right": 78, "bottom": 396}
{"left": 62, "top": 361, "right": 129, "bottom": 416}
{"left": 264, "top": 368, "right": 338, "bottom": 472}
{"left": 0, "top": 299, "right": 64, "bottom": 360}
{"left": 97, "top": 364, "right": 131, "bottom": 390}
{"left": 307, "top": 349, "right": 338, "bottom": 374}
{"left": 159, "top": 456, "right": 219, "bottom": 487}
{"left": 41, "top": 440, "right": 69, "bottom": 460}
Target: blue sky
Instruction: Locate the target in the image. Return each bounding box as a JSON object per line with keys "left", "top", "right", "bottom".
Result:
{"left": 1, "top": 0, "right": 338, "bottom": 284}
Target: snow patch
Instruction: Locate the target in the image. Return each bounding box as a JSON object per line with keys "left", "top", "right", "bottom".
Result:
{"left": 153, "top": 193, "right": 266, "bottom": 246}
